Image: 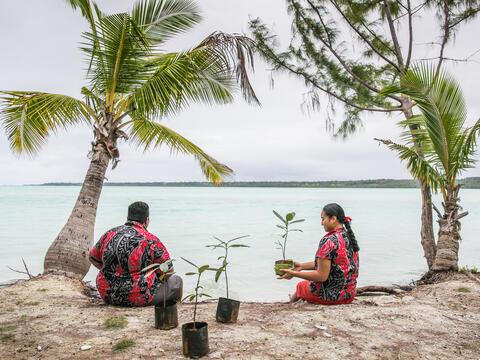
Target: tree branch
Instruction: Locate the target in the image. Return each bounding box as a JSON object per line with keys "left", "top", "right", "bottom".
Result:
{"left": 435, "top": 0, "right": 451, "bottom": 78}
{"left": 383, "top": 0, "right": 405, "bottom": 69}
{"left": 301, "top": 1, "right": 402, "bottom": 103}
{"left": 405, "top": 0, "right": 413, "bottom": 69}
{"left": 7, "top": 257, "right": 33, "bottom": 279}
{"left": 329, "top": 0, "right": 401, "bottom": 72}
{"left": 264, "top": 49, "right": 400, "bottom": 113}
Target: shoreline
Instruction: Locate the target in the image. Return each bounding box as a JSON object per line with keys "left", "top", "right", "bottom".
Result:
{"left": 1, "top": 273, "right": 479, "bottom": 359}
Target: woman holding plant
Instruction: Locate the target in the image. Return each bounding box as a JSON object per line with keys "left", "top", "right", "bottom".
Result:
{"left": 280, "top": 203, "right": 359, "bottom": 305}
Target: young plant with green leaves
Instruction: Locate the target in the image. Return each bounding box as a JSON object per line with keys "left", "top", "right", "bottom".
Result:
{"left": 206, "top": 235, "right": 250, "bottom": 299}
{"left": 0, "top": 0, "right": 258, "bottom": 279}
{"left": 273, "top": 211, "right": 305, "bottom": 261}
{"left": 181, "top": 257, "right": 212, "bottom": 327}
{"left": 376, "top": 66, "right": 480, "bottom": 272}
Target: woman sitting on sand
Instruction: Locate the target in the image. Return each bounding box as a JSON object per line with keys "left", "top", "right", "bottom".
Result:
{"left": 280, "top": 203, "right": 359, "bottom": 305}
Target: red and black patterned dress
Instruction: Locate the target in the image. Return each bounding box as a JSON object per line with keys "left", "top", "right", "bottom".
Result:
{"left": 89, "top": 221, "right": 171, "bottom": 307}
{"left": 296, "top": 227, "right": 359, "bottom": 305}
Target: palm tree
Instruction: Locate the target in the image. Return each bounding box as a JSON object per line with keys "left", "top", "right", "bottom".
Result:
{"left": 377, "top": 66, "right": 480, "bottom": 271}
{"left": 0, "top": 0, "right": 259, "bottom": 279}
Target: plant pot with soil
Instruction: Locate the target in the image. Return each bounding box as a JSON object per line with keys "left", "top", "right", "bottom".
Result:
{"left": 142, "top": 260, "right": 178, "bottom": 330}
{"left": 273, "top": 210, "right": 305, "bottom": 277}
{"left": 181, "top": 257, "right": 212, "bottom": 358}
{"left": 206, "top": 235, "right": 250, "bottom": 323}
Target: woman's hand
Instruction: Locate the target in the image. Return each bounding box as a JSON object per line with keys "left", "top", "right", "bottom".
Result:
{"left": 278, "top": 268, "right": 295, "bottom": 280}
{"left": 278, "top": 261, "right": 303, "bottom": 280}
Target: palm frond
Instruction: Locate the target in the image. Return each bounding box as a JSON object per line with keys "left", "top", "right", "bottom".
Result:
{"left": 66, "top": 0, "right": 104, "bottom": 76}
{"left": 456, "top": 118, "right": 480, "bottom": 174}
{"left": 81, "top": 13, "right": 150, "bottom": 101}
{"left": 195, "top": 31, "right": 260, "bottom": 105}
{"left": 127, "top": 49, "right": 235, "bottom": 118}
{"left": 375, "top": 138, "right": 443, "bottom": 192}
{"left": 131, "top": 0, "right": 201, "bottom": 45}
{"left": 384, "top": 65, "right": 467, "bottom": 179}
{"left": 128, "top": 116, "right": 233, "bottom": 183}
{"left": 0, "top": 91, "right": 93, "bottom": 155}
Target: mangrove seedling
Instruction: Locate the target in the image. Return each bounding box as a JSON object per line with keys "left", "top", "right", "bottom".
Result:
{"left": 273, "top": 210, "right": 304, "bottom": 261}
{"left": 273, "top": 210, "right": 304, "bottom": 276}
{"left": 206, "top": 235, "right": 250, "bottom": 299}
{"left": 181, "top": 257, "right": 212, "bottom": 328}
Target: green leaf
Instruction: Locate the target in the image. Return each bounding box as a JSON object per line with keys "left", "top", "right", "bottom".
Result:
{"left": 230, "top": 244, "right": 250, "bottom": 248}
{"left": 227, "top": 235, "right": 250, "bottom": 243}
{"left": 185, "top": 272, "right": 197, "bottom": 276}
{"left": 131, "top": 0, "right": 202, "bottom": 45}
{"left": 276, "top": 224, "right": 286, "bottom": 230}
{"left": 128, "top": 117, "right": 233, "bottom": 184}
{"left": 286, "top": 212, "right": 295, "bottom": 222}
{"left": 181, "top": 257, "right": 198, "bottom": 268}
{"left": 272, "top": 210, "right": 287, "bottom": 225}
{"left": 215, "top": 268, "right": 224, "bottom": 282}
{"left": 0, "top": 92, "right": 94, "bottom": 156}
{"left": 289, "top": 219, "right": 305, "bottom": 224}
{"left": 198, "top": 265, "right": 210, "bottom": 273}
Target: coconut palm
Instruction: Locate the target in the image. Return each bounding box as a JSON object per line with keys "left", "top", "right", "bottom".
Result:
{"left": 0, "top": 0, "right": 259, "bottom": 278}
{"left": 377, "top": 66, "right": 480, "bottom": 271}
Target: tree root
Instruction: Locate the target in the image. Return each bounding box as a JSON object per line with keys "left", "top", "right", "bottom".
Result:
{"left": 356, "top": 285, "right": 414, "bottom": 296}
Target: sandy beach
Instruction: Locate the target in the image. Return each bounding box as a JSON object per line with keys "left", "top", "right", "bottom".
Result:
{"left": 1, "top": 273, "right": 479, "bottom": 359}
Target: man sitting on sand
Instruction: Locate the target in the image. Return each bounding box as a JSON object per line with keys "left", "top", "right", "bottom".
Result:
{"left": 89, "top": 201, "right": 182, "bottom": 307}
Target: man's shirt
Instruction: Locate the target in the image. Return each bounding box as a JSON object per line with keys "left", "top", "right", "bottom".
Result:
{"left": 89, "top": 221, "right": 171, "bottom": 307}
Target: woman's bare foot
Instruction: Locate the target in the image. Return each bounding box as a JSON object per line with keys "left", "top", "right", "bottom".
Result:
{"left": 288, "top": 293, "right": 299, "bottom": 303}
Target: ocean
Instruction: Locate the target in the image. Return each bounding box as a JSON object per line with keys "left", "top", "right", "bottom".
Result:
{"left": 1, "top": 186, "right": 479, "bottom": 301}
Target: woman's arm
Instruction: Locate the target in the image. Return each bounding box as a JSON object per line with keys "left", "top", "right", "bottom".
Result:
{"left": 281, "top": 258, "right": 331, "bottom": 282}
{"left": 298, "top": 261, "right": 315, "bottom": 270}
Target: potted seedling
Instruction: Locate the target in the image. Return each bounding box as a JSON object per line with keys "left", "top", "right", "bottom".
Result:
{"left": 181, "top": 257, "right": 212, "bottom": 358}
{"left": 142, "top": 259, "right": 177, "bottom": 330}
{"left": 206, "top": 235, "right": 250, "bottom": 323}
{"left": 273, "top": 210, "right": 305, "bottom": 277}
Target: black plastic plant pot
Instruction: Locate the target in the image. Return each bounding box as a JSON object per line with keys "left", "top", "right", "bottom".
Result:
{"left": 154, "top": 302, "right": 178, "bottom": 330}
{"left": 216, "top": 297, "right": 240, "bottom": 323}
{"left": 274, "top": 259, "right": 294, "bottom": 276}
{"left": 182, "top": 322, "right": 209, "bottom": 358}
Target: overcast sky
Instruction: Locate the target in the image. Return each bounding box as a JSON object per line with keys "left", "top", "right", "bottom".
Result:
{"left": 0, "top": 0, "right": 479, "bottom": 185}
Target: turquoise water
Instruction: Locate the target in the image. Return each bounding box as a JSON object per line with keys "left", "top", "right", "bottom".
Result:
{"left": 0, "top": 186, "right": 479, "bottom": 301}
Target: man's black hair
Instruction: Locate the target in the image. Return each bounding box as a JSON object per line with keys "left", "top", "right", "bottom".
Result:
{"left": 127, "top": 201, "right": 149, "bottom": 223}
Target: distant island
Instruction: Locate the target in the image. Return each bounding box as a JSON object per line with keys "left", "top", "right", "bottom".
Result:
{"left": 38, "top": 177, "right": 480, "bottom": 189}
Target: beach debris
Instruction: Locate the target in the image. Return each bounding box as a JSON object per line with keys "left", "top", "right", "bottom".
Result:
{"left": 323, "top": 332, "right": 333, "bottom": 338}
{"left": 210, "top": 351, "right": 223, "bottom": 358}
{"left": 315, "top": 325, "right": 327, "bottom": 331}
{"left": 37, "top": 345, "right": 42, "bottom": 351}
{"left": 80, "top": 345, "right": 92, "bottom": 351}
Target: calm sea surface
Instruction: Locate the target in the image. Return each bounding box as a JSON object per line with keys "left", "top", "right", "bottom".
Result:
{"left": 0, "top": 186, "right": 479, "bottom": 301}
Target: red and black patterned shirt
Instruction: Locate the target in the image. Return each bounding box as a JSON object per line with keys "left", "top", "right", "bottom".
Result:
{"left": 310, "top": 227, "right": 359, "bottom": 302}
{"left": 89, "top": 221, "right": 171, "bottom": 307}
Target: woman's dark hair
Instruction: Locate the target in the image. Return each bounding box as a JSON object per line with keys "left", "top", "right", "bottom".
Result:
{"left": 128, "top": 201, "right": 149, "bottom": 223}
{"left": 322, "top": 203, "right": 360, "bottom": 252}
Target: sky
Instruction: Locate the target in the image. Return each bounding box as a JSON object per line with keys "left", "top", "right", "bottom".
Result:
{"left": 0, "top": 0, "right": 479, "bottom": 185}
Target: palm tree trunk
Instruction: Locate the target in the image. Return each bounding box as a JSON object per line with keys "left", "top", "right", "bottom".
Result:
{"left": 43, "top": 143, "right": 110, "bottom": 279}
{"left": 420, "top": 180, "right": 436, "bottom": 269}
{"left": 432, "top": 187, "right": 461, "bottom": 271}
{"left": 402, "top": 98, "right": 436, "bottom": 269}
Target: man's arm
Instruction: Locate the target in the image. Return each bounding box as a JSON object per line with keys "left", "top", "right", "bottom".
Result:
{"left": 89, "top": 255, "right": 103, "bottom": 270}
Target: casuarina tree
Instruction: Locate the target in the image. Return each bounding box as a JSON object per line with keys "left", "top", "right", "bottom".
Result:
{"left": 0, "top": 0, "right": 259, "bottom": 278}
{"left": 377, "top": 66, "right": 480, "bottom": 271}
{"left": 249, "top": 0, "right": 480, "bottom": 270}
